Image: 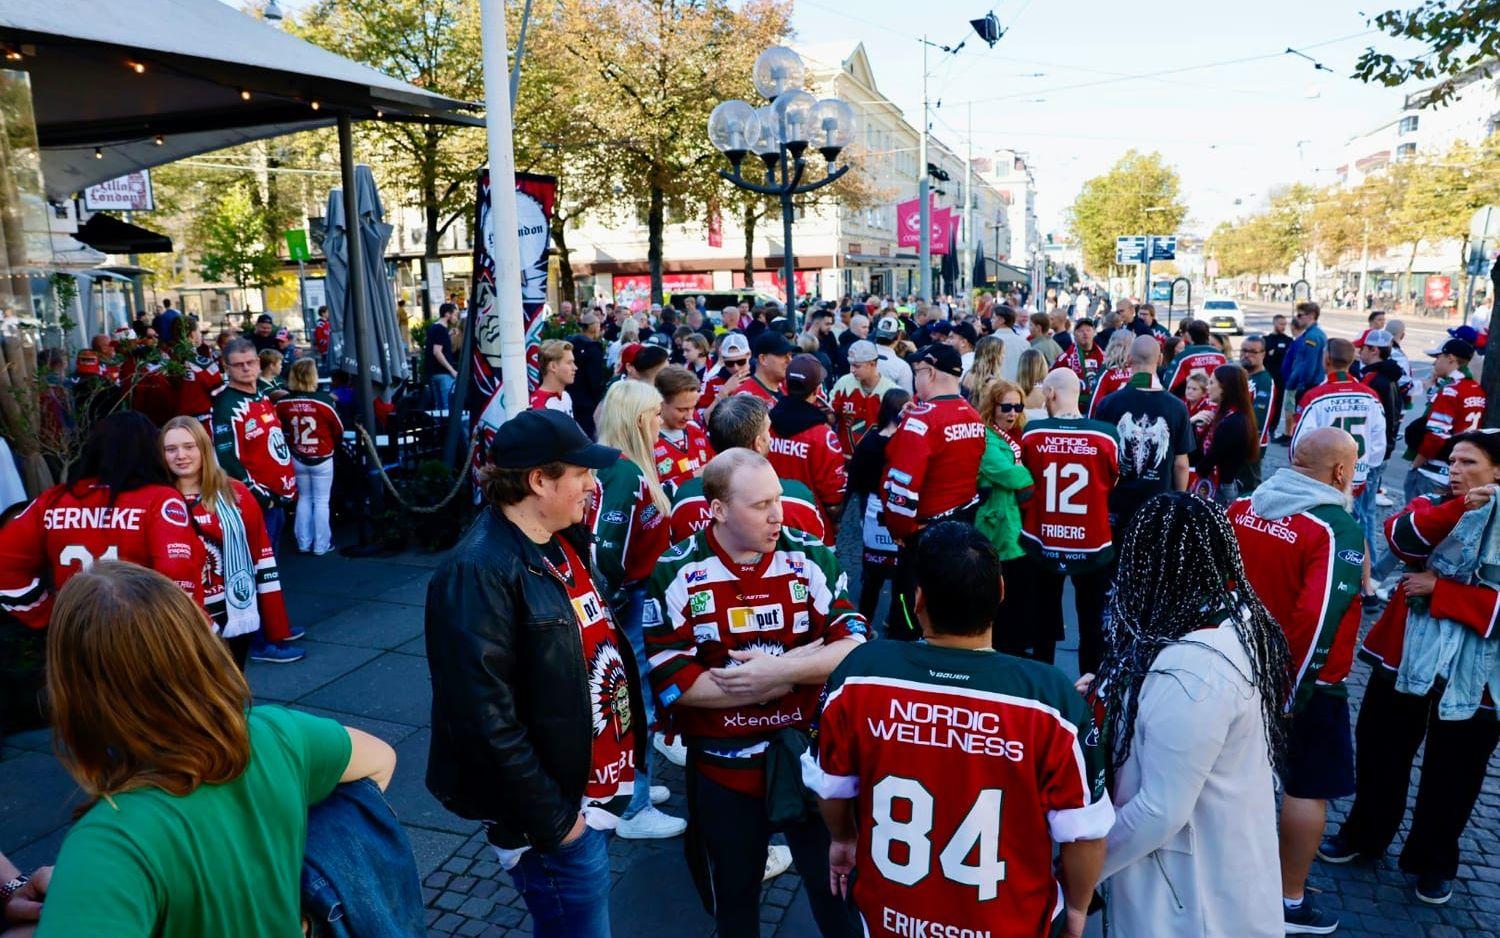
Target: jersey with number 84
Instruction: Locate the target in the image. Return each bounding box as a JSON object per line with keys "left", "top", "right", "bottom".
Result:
{"left": 804, "top": 641, "right": 1113, "bottom": 938}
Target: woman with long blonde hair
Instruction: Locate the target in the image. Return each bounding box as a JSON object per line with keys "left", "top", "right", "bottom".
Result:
{"left": 37, "top": 561, "right": 395, "bottom": 937}
{"left": 963, "top": 333, "right": 1007, "bottom": 399}
{"left": 590, "top": 379, "right": 684, "bottom": 838}
{"left": 161, "top": 415, "right": 298, "bottom": 669}
{"left": 1088, "top": 329, "right": 1136, "bottom": 417}
{"left": 275, "top": 358, "right": 344, "bottom": 555}
{"left": 1016, "top": 347, "right": 1049, "bottom": 421}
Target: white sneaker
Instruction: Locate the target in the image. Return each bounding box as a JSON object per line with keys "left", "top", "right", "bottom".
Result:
{"left": 1376, "top": 490, "right": 1394, "bottom": 508}
{"left": 763, "top": 844, "right": 793, "bottom": 881}
{"left": 654, "top": 733, "right": 687, "bottom": 767}
{"left": 650, "top": 785, "right": 670, "bottom": 806}
{"left": 615, "top": 805, "right": 687, "bottom": 840}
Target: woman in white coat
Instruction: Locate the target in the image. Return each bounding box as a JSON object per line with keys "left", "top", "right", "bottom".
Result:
{"left": 1090, "top": 493, "right": 1292, "bottom": 937}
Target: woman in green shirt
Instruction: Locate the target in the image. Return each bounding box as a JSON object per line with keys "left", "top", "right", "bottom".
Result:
{"left": 36, "top": 561, "right": 396, "bottom": 938}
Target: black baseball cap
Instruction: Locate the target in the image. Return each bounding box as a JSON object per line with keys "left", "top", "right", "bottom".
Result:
{"left": 489, "top": 408, "right": 618, "bottom": 470}
{"left": 753, "top": 331, "right": 795, "bottom": 357}
{"left": 928, "top": 319, "right": 954, "bottom": 336}
{"left": 1074, "top": 317, "right": 1097, "bottom": 329}
{"left": 785, "top": 354, "right": 826, "bottom": 397}
{"left": 952, "top": 322, "right": 979, "bottom": 346}
{"left": 1431, "top": 337, "right": 1475, "bottom": 361}
{"left": 914, "top": 343, "right": 963, "bottom": 378}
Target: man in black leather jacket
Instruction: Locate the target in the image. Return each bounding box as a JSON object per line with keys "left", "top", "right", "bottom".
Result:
{"left": 425, "top": 408, "right": 645, "bottom": 938}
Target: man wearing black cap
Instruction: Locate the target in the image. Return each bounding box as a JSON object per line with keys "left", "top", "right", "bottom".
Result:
{"left": 737, "top": 331, "right": 794, "bottom": 404}
{"left": 425, "top": 408, "right": 647, "bottom": 938}
{"left": 1405, "top": 337, "right": 1484, "bottom": 501}
{"left": 768, "top": 354, "right": 846, "bottom": 544}
{"left": 947, "top": 321, "right": 979, "bottom": 376}
{"left": 880, "top": 343, "right": 987, "bottom": 639}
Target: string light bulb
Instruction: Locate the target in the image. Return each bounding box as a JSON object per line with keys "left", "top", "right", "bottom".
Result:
{"left": 240, "top": 89, "right": 251, "bottom": 101}
{"left": 310, "top": 101, "right": 320, "bottom": 111}
{"left": 93, "top": 147, "right": 103, "bottom": 159}
{"left": 129, "top": 61, "right": 145, "bottom": 74}
{"left": 154, "top": 134, "right": 165, "bottom": 146}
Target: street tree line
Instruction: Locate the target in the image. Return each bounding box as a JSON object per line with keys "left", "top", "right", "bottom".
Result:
{"left": 1205, "top": 135, "right": 1500, "bottom": 302}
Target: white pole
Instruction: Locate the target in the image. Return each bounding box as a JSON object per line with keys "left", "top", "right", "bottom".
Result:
{"left": 964, "top": 102, "right": 973, "bottom": 303}
{"left": 918, "top": 37, "right": 931, "bottom": 303}
{"left": 480, "top": 0, "right": 529, "bottom": 420}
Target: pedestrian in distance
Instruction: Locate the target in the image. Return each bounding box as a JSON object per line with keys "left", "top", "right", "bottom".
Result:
{"left": 425, "top": 408, "right": 647, "bottom": 938}
{"left": 36, "top": 561, "right": 395, "bottom": 938}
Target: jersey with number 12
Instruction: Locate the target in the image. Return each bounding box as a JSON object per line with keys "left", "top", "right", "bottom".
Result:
{"left": 806, "top": 641, "right": 1113, "bottom": 938}
{"left": 1019, "top": 417, "right": 1120, "bottom": 573}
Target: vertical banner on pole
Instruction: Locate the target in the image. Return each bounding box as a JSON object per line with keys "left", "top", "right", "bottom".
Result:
{"left": 462, "top": 169, "right": 557, "bottom": 482}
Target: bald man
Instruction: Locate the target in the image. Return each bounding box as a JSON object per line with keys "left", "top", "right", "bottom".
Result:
{"left": 1010, "top": 365, "right": 1121, "bottom": 671}
{"left": 1228, "top": 426, "right": 1362, "bottom": 935}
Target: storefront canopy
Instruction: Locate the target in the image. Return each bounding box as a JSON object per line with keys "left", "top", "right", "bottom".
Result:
{"left": 73, "top": 212, "right": 171, "bottom": 254}
{"left": 1, "top": 0, "right": 481, "bottom": 200}
{"left": 993, "top": 261, "right": 1031, "bottom": 284}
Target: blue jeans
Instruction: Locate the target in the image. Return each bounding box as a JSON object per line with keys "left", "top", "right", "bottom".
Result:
{"left": 429, "top": 373, "right": 456, "bottom": 411}
{"left": 619, "top": 585, "right": 655, "bottom": 818}
{"left": 508, "top": 827, "right": 612, "bottom": 938}
{"left": 1355, "top": 463, "right": 1385, "bottom": 571}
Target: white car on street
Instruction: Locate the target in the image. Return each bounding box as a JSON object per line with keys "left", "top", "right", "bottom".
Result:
{"left": 1198, "top": 297, "right": 1245, "bottom": 335}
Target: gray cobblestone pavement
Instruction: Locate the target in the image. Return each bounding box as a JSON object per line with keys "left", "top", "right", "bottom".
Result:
{"left": 3, "top": 438, "right": 1499, "bottom": 936}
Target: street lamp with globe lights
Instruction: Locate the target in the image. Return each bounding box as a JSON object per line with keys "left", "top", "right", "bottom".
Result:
{"left": 709, "top": 46, "right": 853, "bottom": 329}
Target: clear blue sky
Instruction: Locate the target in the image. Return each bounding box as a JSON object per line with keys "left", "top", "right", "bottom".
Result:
{"left": 241, "top": 0, "right": 1427, "bottom": 236}
{"left": 788, "top": 0, "right": 1426, "bottom": 235}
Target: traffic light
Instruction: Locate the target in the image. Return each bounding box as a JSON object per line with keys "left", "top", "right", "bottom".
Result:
{"left": 970, "top": 12, "right": 1003, "bottom": 48}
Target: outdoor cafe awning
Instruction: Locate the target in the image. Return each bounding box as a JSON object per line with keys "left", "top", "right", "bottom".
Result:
{"left": 1, "top": 0, "right": 482, "bottom": 200}
{"left": 993, "top": 261, "right": 1031, "bottom": 284}
{"left": 73, "top": 212, "right": 172, "bottom": 254}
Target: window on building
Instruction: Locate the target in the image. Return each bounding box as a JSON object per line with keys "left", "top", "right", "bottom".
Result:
{"left": 1399, "top": 115, "right": 1419, "bottom": 134}
{"left": 1396, "top": 142, "right": 1417, "bottom": 160}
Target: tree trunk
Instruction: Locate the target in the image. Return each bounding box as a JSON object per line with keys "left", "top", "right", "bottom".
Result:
{"left": 552, "top": 215, "right": 575, "bottom": 306}
{"left": 743, "top": 206, "right": 758, "bottom": 287}
{"left": 1406, "top": 240, "right": 1420, "bottom": 313}
{"left": 647, "top": 185, "right": 665, "bottom": 305}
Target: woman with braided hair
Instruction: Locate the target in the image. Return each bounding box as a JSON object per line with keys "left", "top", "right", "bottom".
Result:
{"left": 1091, "top": 492, "right": 1291, "bottom": 938}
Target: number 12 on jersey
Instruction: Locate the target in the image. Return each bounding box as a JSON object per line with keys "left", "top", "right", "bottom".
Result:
{"left": 1042, "top": 462, "right": 1089, "bottom": 515}
{"left": 871, "top": 776, "right": 1007, "bottom": 901}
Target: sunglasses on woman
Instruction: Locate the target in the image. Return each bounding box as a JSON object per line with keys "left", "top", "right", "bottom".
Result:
{"left": 997, "top": 403, "right": 1025, "bottom": 413}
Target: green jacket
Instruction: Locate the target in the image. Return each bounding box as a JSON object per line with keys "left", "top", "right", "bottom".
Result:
{"left": 974, "top": 427, "right": 1033, "bottom": 562}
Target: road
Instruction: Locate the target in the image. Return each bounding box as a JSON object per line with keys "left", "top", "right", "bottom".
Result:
{"left": 1236, "top": 300, "right": 1458, "bottom": 372}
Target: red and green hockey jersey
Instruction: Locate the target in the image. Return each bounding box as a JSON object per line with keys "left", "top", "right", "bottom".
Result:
{"left": 1228, "top": 496, "right": 1364, "bottom": 708}
{"left": 653, "top": 422, "right": 714, "bottom": 494}
{"left": 643, "top": 525, "right": 867, "bottom": 794}
{"left": 804, "top": 641, "right": 1113, "bottom": 938}
{"left": 1248, "top": 368, "right": 1279, "bottom": 449}
{"left": 768, "top": 414, "right": 847, "bottom": 546}
{"left": 1163, "top": 344, "right": 1228, "bottom": 395}
{"left": 1052, "top": 342, "right": 1105, "bottom": 388}
{"left": 0, "top": 481, "right": 203, "bottom": 628}
{"left": 829, "top": 373, "right": 896, "bottom": 454}
{"left": 184, "top": 480, "right": 291, "bottom": 642}
{"left": 1086, "top": 366, "right": 1131, "bottom": 419}
{"left": 667, "top": 474, "right": 825, "bottom": 544}
{"left": 274, "top": 391, "right": 345, "bottom": 465}
{"left": 881, "top": 395, "right": 986, "bottom": 541}
{"left": 1360, "top": 494, "right": 1500, "bottom": 679}
{"left": 588, "top": 455, "right": 670, "bottom": 593}
{"left": 1413, "top": 370, "right": 1485, "bottom": 485}
{"left": 1018, "top": 417, "right": 1120, "bottom": 573}
{"left": 211, "top": 383, "right": 296, "bottom": 509}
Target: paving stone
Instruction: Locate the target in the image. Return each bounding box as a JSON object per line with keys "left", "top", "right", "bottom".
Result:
{"left": 432, "top": 912, "right": 466, "bottom": 933}
{"left": 458, "top": 897, "right": 496, "bottom": 919}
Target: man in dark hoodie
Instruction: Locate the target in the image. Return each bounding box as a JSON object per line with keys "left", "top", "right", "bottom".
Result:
{"left": 766, "top": 354, "right": 845, "bottom": 545}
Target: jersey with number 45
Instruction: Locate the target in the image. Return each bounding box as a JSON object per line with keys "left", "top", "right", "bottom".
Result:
{"left": 804, "top": 641, "right": 1113, "bottom": 938}
{"left": 1291, "top": 374, "right": 1387, "bottom": 492}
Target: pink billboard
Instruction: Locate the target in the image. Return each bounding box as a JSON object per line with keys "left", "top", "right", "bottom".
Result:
{"left": 896, "top": 195, "right": 954, "bottom": 254}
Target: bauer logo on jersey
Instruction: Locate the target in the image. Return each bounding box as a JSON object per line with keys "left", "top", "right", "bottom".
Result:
{"left": 728, "top": 604, "right": 784, "bottom": 633}
{"left": 160, "top": 499, "right": 190, "bottom": 526}
{"left": 572, "top": 589, "right": 605, "bottom": 627}
{"left": 689, "top": 590, "right": 714, "bottom": 616}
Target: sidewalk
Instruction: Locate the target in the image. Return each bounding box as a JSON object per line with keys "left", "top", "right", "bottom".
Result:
{"left": 2, "top": 443, "right": 1499, "bottom": 936}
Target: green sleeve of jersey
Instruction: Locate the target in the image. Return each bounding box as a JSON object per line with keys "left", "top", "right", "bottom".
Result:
{"left": 212, "top": 392, "right": 248, "bottom": 483}
{"left": 592, "top": 463, "right": 638, "bottom": 596}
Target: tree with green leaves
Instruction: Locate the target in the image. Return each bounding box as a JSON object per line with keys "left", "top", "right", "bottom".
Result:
{"left": 1067, "top": 150, "right": 1188, "bottom": 276}
{"left": 194, "top": 181, "right": 284, "bottom": 303}
{"left": 1353, "top": 0, "right": 1498, "bottom": 106}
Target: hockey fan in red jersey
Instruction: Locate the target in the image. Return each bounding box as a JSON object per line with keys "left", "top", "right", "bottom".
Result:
{"left": 807, "top": 522, "right": 1111, "bottom": 938}
{"left": 881, "top": 344, "right": 986, "bottom": 541}
{"left": 829, "top": 340, "right": 896, "bottom": 454}
{"left": 652, "top": 366, "right": 714, "bottom": 494}
{"left": 768, "top": 355, "right": 846, "bottom": 544}
{"left": 1052, "top": 317, "right": 1105, "bottom": 387}
{"left": 1016, "top": 369, "right": 1120, "bottom": 672}
{"left": 1163, "top": 319, "right": 1228, "bottom": 395}
{"left": 1324, "top": 429, "right": 1500, "bottom": 905}
{"left": 734, "top": 331, "right": 793, "bottom": 404}
{"left": 529, "top": 338, "right": 577, "bottom": 418}
{"left": 0, "top": 412, "right": 202, "bottom": 628}
{"left": 213, "top": 338, "right": 297, "bottom": 514}
{"left": 667, "top": 394, "right": 824, "bottom": 543}
{"left": 696, "top": 332, "right": 751, "bottom": 419}
{"left": 1407, "top": 337, "right": 1485, "bottom": 499}
{"left": 645, "top": 449, "right": 866, "bottom": 938}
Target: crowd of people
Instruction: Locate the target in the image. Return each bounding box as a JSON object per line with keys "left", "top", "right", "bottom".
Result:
{"left": 1, "top": 284, "right": 1496, "bottom": 938}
